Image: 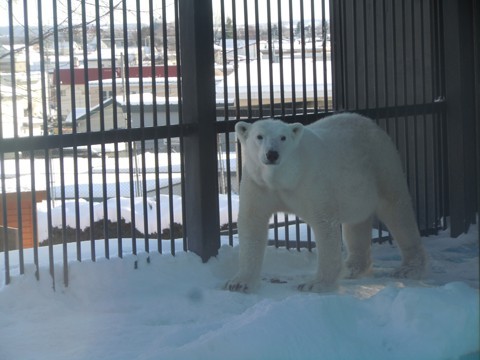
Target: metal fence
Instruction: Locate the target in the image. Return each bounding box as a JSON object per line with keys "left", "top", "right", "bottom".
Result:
{"left": 0, "top": 0, "right": 478, "bottom": 288}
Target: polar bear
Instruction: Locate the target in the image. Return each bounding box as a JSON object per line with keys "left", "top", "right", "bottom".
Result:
{"left": 226, "top": 113, "right": 426, "bottom": 292}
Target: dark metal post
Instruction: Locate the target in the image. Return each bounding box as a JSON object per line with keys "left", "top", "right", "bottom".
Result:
{"left": 442, "top": 0, "right": 478, "bottom": 237}
{"left": 178, "top": 0, "right": 220, "bottom": 262}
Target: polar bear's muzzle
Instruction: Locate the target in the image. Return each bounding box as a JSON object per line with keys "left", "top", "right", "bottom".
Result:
{"left": 264, "top": 150, "right": 280, "bottom": 165}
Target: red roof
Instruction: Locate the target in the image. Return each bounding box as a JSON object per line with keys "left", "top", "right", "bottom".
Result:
{"left": 54, "top": 66, "right": 178, "bottom": 85}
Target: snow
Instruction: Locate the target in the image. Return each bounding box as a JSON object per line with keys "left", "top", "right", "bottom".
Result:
{"left": 0, "top": 193, "right": 479, "bottom": 359}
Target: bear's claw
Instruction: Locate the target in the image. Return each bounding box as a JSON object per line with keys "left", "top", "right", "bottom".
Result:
{"left": 224, "top": 281, "right": 249, "bottom": 293}
{"left": 297, "top": 280, "right": 338, "bottom": 293}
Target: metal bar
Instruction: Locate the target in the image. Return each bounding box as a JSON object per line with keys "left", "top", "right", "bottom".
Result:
{"left": 174, "top": 0, "right": 188, "bottom": 253}
{"left": 164, "top": 0, "right": 176, "bottom": 254}
{"left": 0, "top": 153, "right": 9, "bottom": 285}
{"left": 362, "top": 0, "right": 368, "bottom": 110}
{"left": 442, "top": 0, "right": 477, "bottom": 236}
{"left": 109, "top": 0, "right": 123, "bottom": 258}
{"left": 225, "top": 0, "right": 236, "bottom": 246}
{"left": 410, "top": 0, "right": 421, "bottom": 227}
{"left": 178, "top": 0, "right": 220, "bottom": 261}
{"left": 254, "top": 0, "right": 263, "bottom": 117}
{"left": 277, "top": 0, "right": 285, "bottom": 115}
{"left": 22, "top": 0, "right": 39, "bottom": 277}
{"left": 288, "top": 0, "right": 296, "bottom": 116}
{"left": 35, "top": 0, "right": 49, "bottom": 281}
{"left": 321, "top": 0, "right": 328, "bottom": 112}
{"left": 243, "top": 0, "right": 253, "bottom": 119}
{"left": 267, "top": 0, "right": 281, "bottom": 247}
{"left": 266, "top": 0, "right": 275, "bottom": 118}
{"left": 420, "top": 0, "right": 430, "bottom": 233}
{"left": 70, "top": 3, "right": 80, "bottom": 263}
{"left": 134, "top": 0, "right": 149, "bottom": 255}
{"left": 311, "top": 0, "right": 318, "bottom": 114}
{"left": 57, "top": 0, "right": 69, "bottom": 286}
{"left": 299, "top": 0, "right": 307, "bottom": 116}
{"left": 94, "top": 0, "right": 110, "bottom": 259}
{"left": 149, "top": 0, "right": 161, "bottom": 253}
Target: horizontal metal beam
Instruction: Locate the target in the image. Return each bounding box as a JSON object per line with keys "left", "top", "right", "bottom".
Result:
{"left": 0, "top": 124, "right": 195, "bottom": 154}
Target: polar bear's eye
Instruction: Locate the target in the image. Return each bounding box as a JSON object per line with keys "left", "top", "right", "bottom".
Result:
{"left": 280, "top": 136, "right": 286, "bottom": 141}
{"left": 257, "top": 135, "right": 263, "bottom": 140}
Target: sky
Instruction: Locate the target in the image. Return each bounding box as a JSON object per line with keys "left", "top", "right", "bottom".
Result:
{"left": 2, "top": 0, "right": 328, "bottom": 29}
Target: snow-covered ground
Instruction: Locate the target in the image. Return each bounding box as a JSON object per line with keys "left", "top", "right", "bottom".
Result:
{"left": 0, "top": 219, "right": 478, "bottom": 359}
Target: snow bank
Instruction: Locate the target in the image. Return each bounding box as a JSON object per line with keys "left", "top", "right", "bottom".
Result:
{"left": 0, "top": 226, "right": 478, "bottom": 360}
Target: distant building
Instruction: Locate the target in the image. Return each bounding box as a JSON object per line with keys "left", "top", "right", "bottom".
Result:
{"left": 51, "top": 65, "right": 178, "bottom": 120}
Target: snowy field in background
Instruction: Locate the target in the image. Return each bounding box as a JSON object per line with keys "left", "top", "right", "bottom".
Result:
{"left": 0, "top": 221, "right": 478, "bottom": 360}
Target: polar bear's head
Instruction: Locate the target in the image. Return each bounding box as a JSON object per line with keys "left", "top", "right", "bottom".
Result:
{"left": 235, "top": 119, "right": 304, "bottom": 166}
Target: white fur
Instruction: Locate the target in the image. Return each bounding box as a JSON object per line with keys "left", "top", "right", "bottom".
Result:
{"left": 226, "top": 113, "right": 426, "bottom": 293}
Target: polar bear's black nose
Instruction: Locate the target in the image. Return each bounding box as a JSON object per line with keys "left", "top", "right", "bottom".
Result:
{"left": 266, "top": 150, "right": 279, "bottom": 163}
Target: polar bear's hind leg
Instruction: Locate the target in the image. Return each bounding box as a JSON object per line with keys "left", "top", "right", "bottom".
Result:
{"left": 342, "top": 217, "right": 373, "bottom": 279}
{"left": 376, "top": 199, "right": 426, "bottom": 279}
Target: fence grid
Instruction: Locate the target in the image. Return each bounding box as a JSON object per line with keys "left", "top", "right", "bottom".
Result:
{"left": 1, "top": 0, "right": 478, "bottom": 287}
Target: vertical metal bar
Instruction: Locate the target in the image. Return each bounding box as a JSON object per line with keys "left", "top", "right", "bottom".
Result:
{"left": 400, "top": 0, "right": 410, "bottom": 183}
{"left": 410, "top": 0, "right": 420, "bottom": 227}
{"left": 299, "top": 0, "right": 307, "bottom": 116}
{"left": 7, "top": 0, "right": 25, "bottom": 276}
{"left": 321, "top": 0, "right": 328, "bottom": 112}
{"left": 267, "top": 0, "right": 275, "bottom": 118}
{"left": 67, "top": 1, "right": 80, "bottom": 261}
{"left": 431, "top": 0, "right": 442, "bottom": 231}
{"left": 149, "top": 0, "right": 161, "bottom": 254}
{"left": 352, "top": 0, "right": 358, "bottom": 110}
{"left": 165, "top": 0, "right": 176, "bottom": 255}
{"left": 277, "top": 0, "right": 285, "bottom": 116}
{"left": 372, "top": 0, "right": 379, "bottom": 118}
{"left": 276, "top": 0, "right": 288, "bottom": 248}
{"left": 178, "top": 0, "right": 220, "bottom": 261}
{"left": 340, "top": 0, "right": 348, "bottom": 110}
{"left": 266, "top": 0, "right": 279, "bottom": 245}
{"left": 108, "top": 0, "right": 122, "bottom": 258}
{"left": 134, "top": 0, "right": 149, "bottom": 255}
{"left": 173, "top": 0, "right": 187, "bottom": 253}
{"left": 0, "top": 153, "right": 9, "bottom": 285}
{"left": 232, "top": 0, "right": 241, "bottom": 119}
{"left": 120, "top": 0, "right": 137, "bottom": 255}
{"left": 78, "top": 0, "right": 95, "bottom": 261}
{"left": 224, "top": 0, "right": 235, "bottom": 246}
{"left": 288, "top": 0, "right": 296, "bottom": 116}
{"left": 243, "top": 0, "right": 252, "bottom": 119}
{"left": 362, "top": 0, "right": 369, "bottom": 111}
{"left": 54, "top": 0, "right": 68, "bottom": 285}
{"left": 94, "top": 0, "right": 110, "bottom": 259}
{"left": 22, "top": 0, "right": 40, "bottom": 278}
{"left": 35, "top": 0, "right": 48, "bottom": 280}
{"left": 442, "top": 0, "right": 477, "bottom": 236}
{"left": 254, "top": 0, "right": 263, "bottom": 117}
{"left": 285, "top": 0, "right": 301, "bottom": 250}
{"left": 310, "top": 0, "right": 318, "bottom": 115}
{"left": 420, "top": 0, "right": 430, "bottom": 233}
{"left": 70, "top": 1, "right": 80, "bottom": 263}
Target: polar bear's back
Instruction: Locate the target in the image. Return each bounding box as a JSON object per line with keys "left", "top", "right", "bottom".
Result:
{"left": 306, "top": 113, "right": 398, "bottom": 159}
{"left": 307, "top": 113, "right": 382, "bottom": 139}
{"left": 305, "top": 113, "right": 407, "bottom": 198}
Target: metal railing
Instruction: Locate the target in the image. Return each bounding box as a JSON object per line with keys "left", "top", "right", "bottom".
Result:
{"left": 1, "top": 0, "right": 476, "bottom": 288}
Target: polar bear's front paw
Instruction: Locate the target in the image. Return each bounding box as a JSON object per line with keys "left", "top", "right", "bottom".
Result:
{"left": 298, "top": 280, "right": 338, "bottom": 293}
{"left": 392, "top": 264, "right": 425, "bottom": 280}
{"left": 392, "top": 253, "right": 426, "bottom": 280}
{"left": 344, "top": 258, "right": 372, "bottom": 279}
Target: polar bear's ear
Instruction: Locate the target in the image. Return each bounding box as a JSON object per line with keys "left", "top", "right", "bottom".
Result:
{"left": 290, "top": 123, "right": 304, "bottom": 141}
{"left": 235, "top": 121, "right": 251, "bottom": 143}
